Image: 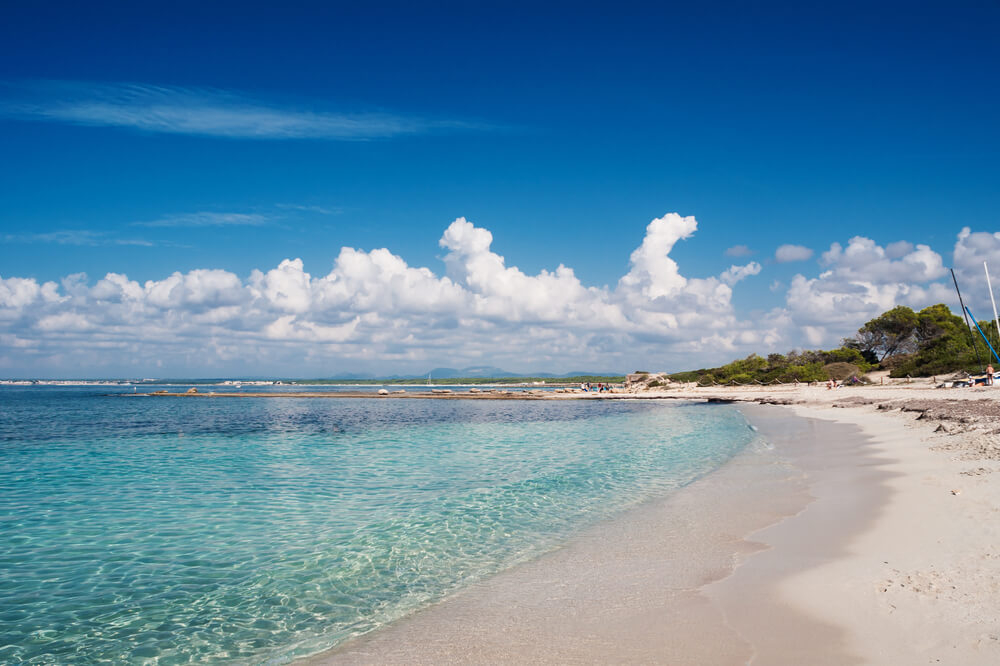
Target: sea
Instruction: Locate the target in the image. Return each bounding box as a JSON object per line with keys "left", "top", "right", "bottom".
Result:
{"left": 0, "top": 385, "right": 759, "bottom": 664}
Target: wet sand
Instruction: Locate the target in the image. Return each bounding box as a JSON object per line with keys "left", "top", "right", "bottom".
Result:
{"left": 302, "top": 404, "right": 885, "bottom": 664}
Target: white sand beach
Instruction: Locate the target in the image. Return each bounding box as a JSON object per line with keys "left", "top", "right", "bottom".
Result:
{"left": 309, "top": 383, "right": 1000, "bottom": 664}
{"left": 714, "top": 387, "right": 1000, "bottom": 664}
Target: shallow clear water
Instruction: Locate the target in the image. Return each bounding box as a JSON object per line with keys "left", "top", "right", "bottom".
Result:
{"left": 0, "top": 387, "right": 756, "bottom": 664}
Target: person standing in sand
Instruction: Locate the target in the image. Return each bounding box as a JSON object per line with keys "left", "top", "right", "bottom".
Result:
{"left": 988, "top": 364, "right": 995, "bottom": 386}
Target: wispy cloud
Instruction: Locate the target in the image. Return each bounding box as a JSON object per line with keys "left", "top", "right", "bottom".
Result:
{"left": 3, "top": 230, "right": 154, "bottom": 246}
{"left": 1, "top": 81, "right": 488, "bottom": 140}
{"left": 134, "top": 212, "right": 271, "bottom": 228}
{"left": 275, "top": 203, "right": 342, "bottom": 216}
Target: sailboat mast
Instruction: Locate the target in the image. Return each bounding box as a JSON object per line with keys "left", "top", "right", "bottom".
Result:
{"left": 966, "top": 306, "right": 1000, "bottom": 364}
{"left": 985, "top": 262, "right": 1000, "bottom": 350}
{"left": 952, "top": 268, "right": 984, "bottom": 371}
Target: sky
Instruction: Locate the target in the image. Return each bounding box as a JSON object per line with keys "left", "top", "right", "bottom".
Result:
{"left": 1, "top": 1, "right": 999, "bottom": 378}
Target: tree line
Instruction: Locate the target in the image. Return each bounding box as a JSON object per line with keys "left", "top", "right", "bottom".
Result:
{"left": 669, "top": 303, "right": 998, "bottom": 384}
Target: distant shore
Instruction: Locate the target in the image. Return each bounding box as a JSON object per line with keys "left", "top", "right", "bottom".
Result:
{"left": 120, "top": 389, "right": 634, "bottom": 399}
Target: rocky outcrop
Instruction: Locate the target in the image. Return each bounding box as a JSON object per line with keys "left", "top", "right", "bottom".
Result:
{"left": 625, "top": 372, "right": 671, "bottom": 392}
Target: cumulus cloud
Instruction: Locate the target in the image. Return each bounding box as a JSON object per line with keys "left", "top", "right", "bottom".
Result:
{"left": 725, "top": 244, "right": 753, "bottom": 257}
{"left": 3, "top": 215, "right": 988, "bottom": 376}
{"left": 820, "top": 237, "right": 945, "bottom": 284}
{"left": 885, "top": 240, "right": 914, "bottom": 259}
{"left": 703, "top": 228, "right": 989, "bottom": 353}
{"left": 0, "top": 213, "right": 769, "bottom": 375}
{"left": 618, "top": 213, "right": 698, "bottom": 300}
{"left": 780, "top": 235, "right": 952, "bottom": 346}
{"left": 952, "top": 227, "right": 1000, "bottom": 314}
{"left": 775, "top": 244, "right": 814, "bottom": 263}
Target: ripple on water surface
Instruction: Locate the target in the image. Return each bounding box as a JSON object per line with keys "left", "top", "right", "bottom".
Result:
{"left": 0, "top": 388, "right": 757, "bottom": 664}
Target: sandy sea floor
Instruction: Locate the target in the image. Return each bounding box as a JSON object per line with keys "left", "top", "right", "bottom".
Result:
{"left": 303, "top": 383, "right": 1000, "bottom": 664}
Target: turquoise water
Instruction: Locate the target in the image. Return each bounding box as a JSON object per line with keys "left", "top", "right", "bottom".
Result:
{"left": 0, "top": 388, "right": 756, "bottom": 664}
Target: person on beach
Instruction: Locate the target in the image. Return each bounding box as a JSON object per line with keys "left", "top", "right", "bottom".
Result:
{"left": 988, "top": 365, "right": 995, "bottom": 386}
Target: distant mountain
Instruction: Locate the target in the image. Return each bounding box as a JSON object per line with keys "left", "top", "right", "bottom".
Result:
{"left": 325, "top": 372, "right": 378, "bottom": 380}
{"left": 425, "top": 366, "right": 522, "bottom": 379}
{"left": 303, "top": 367, "right": 622, "bottom": 381}
{"left": 423, "top": 367, "right": 619, "bottom": 379}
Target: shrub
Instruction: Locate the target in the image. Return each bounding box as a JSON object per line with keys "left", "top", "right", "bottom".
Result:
{"left": 819, "top": 347, "right": 871, "bottom": 371}
{"left": 777, "top": 363, "right": 828, "bottom": 383}
{"left": 824, "top": 362, "right": 861, "bottom": 381}
{"left": 668, "top": 370, "right": 702, "bottom": 382}
{"left": 881, "top": 353, "right": 913, "bottom": 373}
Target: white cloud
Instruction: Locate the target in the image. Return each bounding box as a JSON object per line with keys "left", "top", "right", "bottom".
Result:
{"left": 0, "top": 213, "right": 769, "bottom": 375}
{"left": 780, "top": 235, "right": 950, "bottom": 346}
{"left": 2, "top": 217, "right": 986, "bottom": 376}
{"left": 885, "top": 240, "right": 914, "bottom": 259}
{"left": 952, "top": 227, "right": 1000, "bottom": 315}
{"left": 144, "top": 269, "right": 248, "bottom": 310}
{"left": 2, "top": 81, "right": 486, "bottom": 140}
{"left": 720, "top": 262, "right": 762, "bottom": 286}
{"left": 820, "top": 236, "right": 944, "bottom": 284}
{"left": 0, "top": 277, "right": 61, "bottom": 310}
{"left": 725, "top": 244, "right": 753, "bottom": 257}
{"left": 775, "top": 244, "right": 814, "bottom": 263}
{"left": 249, "top": 259, "right": 313, "bottom": 314}
{"left": 618, "top": 212, "right": 698, "bottom": 300}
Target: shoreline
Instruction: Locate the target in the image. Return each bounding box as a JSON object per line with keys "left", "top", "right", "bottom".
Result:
{"left": 112, "top": 379, "right": 1000, "bottom": 403}
{"left": 305, "top": 403, "right": 816, "bottom": 664}
{"left": 303, "top": 387, "right": 1000, "bottom": 664}
{"left": 726, "top": 400, "right": 1000, "bottom": 663}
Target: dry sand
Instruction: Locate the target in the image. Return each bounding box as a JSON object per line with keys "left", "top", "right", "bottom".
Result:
{"left": 305, "top": 383, "right": 1000, "bottom": 664}
{"left": 706, "top": 384, "right": 1000, "bottom": 664}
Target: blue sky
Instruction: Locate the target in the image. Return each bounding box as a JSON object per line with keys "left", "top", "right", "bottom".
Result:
{"left": 2, "top": 2, "right": 999, "bottom": 377}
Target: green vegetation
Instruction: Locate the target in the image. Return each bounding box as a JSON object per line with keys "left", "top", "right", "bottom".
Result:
{"left": 292, "top": 375, "right": 626, "bottom": 386}
{"left": 669, "top": 303, "right": 999, "bottom": 383}
{"left": 847, "top": 305, "right": 920, "bottom": 362}
{"left": 852, "top": 303, "right": 997, "bottom": 378}
{"left": 669, "top": 348, "right": 868, "bottom": 385}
